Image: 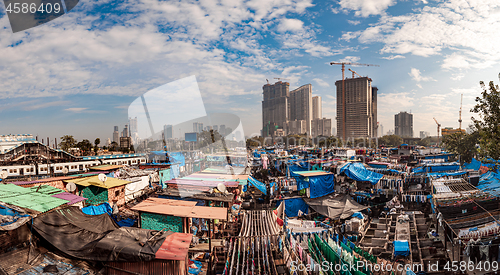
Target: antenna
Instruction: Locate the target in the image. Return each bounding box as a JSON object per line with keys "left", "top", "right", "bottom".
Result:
{"left": 459, "top": 94, "right": 463, "bottom": 130}
{"left": 98, "top": 173, "right": 107, "bottom": 186}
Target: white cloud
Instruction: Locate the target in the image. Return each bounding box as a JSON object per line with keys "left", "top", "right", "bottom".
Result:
{"left": 381, "top": 55, "right": 405, "bottom": 60}
{"left": 277, "top": 18, "right": 304, "bottom": 32}
{"left": 351, "top": 0, "right": 500, "bottom": 68}
{"left": 347, "top": 20, "right": 361, "bottom": 25}
{"left": 337, "top": 0, "right": 397, "bottom": 17}
{"left": 409, "top": 68, "right": 435, "bottom": 82}
{"left": 65, "top": 108, "right": 88, "bottom": 112}
{"left": 313, "top": 78, "right": 330, "bottom": 87}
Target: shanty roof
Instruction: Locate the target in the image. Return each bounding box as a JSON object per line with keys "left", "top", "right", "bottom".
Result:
{"left": 292, "top": 171, "right": 333, "bottom": 177}
{"left": 67, "top": 175, "right": 131, "bottom": 189}
{"left": 12, "top": 175, "right": 81, "bottom": 186}
{"left": 131, "top": 198, "right": 227, "bottom": 220}
{"left": 158, "top": 189, "right": 235, "bottom": 203}
{"left": 27, "top": 185, "right": 64, "bottom": 195}
{"left": 164, "top": 179, "right": 240, "bottom": 188}
{"left": 51, "top": 192, "right": 87, "bottom": 205}
{"left": 155, "top": 232, "right": 193, "bottom": 261}
{"left": 0, "top": 184, "right": 69, "bottom": 213}
{"left": 89, "top": 164, "right": 124, "bottom": 170}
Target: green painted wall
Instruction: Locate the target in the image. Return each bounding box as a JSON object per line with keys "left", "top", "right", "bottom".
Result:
{"left": 80, "top": 186, "right": 108, "bottom": 206}
{"left": 140, "top": 212, "right": 183, "bottom": 232}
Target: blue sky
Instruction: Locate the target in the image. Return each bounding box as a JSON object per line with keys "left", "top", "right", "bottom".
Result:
{"left": 1, "top": 0, "right": 499, "bottom": 142}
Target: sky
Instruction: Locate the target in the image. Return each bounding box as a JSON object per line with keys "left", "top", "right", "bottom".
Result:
{"left": 1, "top": 0, "right": 500, "bottom": 142}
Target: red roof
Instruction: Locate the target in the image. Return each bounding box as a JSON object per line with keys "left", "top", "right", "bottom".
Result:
{"left": 131, "top": 198, "right": 227, "bottom": 220}
{"left": 155, "top": 232, "right": 193, "bottom": 261}
{"left": 164, "top": 179, "right": 239, "bottom": 188}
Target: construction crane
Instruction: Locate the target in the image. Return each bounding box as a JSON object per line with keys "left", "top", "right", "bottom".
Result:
{"left": 348, "top": 68, "right": 361, "bottom": 78}
{"left": 433, "top": 117, "right": 441, "bottom": 147}
{"left": 274, "top": 78, "right": 289, "bottom": 82}
{"left": 330, "top": 61, "right": 379, "bottom": 140}
{"left": 459, "top": 94, "right": 463, "bottom": 130}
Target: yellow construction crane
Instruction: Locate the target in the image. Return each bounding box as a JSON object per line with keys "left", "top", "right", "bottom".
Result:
{"left": 348, "top": 68, "right": 373, "bottom": 81}
{"left": 330, "top": 61, "right": 379, "bottom": 140}
{"left": 433, "top": 117, "right": 441, "bottom": 147}
{"left": 459, "top": 94, "right": 463, "bottom": 130}
{"left": 274, "top": 78, "right": 289, "bottom": 82}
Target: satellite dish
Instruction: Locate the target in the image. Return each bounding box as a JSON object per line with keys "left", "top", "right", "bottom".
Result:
{"left": 217, "top": 182, "right": 227, "bottom": 194}
{"left": 62, "top": 167, "right": 69, "bottom": 174}
{"left": 0, "top": 171, "right": 7, "bottom": 179}
{"left": 66, "top": 182, "right": 76, "bottom": 192}
{"left": 98, "top": 173, "right": 107, "bottom": 186}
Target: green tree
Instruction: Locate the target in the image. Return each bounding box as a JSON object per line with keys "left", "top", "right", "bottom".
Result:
{"left": 59, "top": 135, "right": 76, "bottom": 152}
{"left": 378, "top": 135, "right": 403, "bottom": 147}
{"left": 76, "top": 139, "right": 93, "bottom": 155}
{"left": 471, "top": 75, "right": 500, "bottom": 159}
{"left": 442, "top": 131, "right": 479, "bottom": 164}
{"left": 110, "top": 141, "right": 118, "bottom": 151}
{"left": 94, "top": 138, "right": 100, "bottom": 154}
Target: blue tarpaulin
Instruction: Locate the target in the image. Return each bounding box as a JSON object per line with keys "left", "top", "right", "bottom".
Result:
{"left": 464, "top": 158, "right": 482, "bottom": 171}
{"left": 150, "top": 151, "right": 186, "bottom": 166}
{"left": 393, "top": 240, "right": 410, "bottom": 257}
{"left": 82, "top": 202, "right": 112, "bottom": 216}
{"left": 247, "top": 176, "right": 277, "bottom": 195}
{"left": 412, "top": 162, "right": 460, "bottom": 173}
{"left": 340, "top": 162, "right": 383, "bottom": 184}
{"left": 477, "top": 171, "right": 500, "bottom": 197}
{"left": 292, "top": 173, "right": 335, "bottom": 199}
{"left": 171, "top": 164, "right": 180, "bottom": 179}
{"left": 0, "top": 204, "right": 30, "bottom": 227}
{"left": 276, "top": 197, "right": 309, "bottom": 218}
{"left": 116, "top": 218, "right": 135, "bottom": 227}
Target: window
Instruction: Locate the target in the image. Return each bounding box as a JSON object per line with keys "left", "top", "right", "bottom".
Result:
{"left": 115, "top": 190, "right": 120, "bottom": 197}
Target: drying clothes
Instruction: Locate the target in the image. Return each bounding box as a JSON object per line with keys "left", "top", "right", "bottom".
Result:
{"left": 489, "top": 244, "right": 499, "bottom": 262}
{"left": 480, "top": 245, "right": 489, "bottom": 261}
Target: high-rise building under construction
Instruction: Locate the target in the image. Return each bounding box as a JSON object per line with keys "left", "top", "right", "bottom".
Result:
{"left": 335, "top": 77, "right": 377, "bottom": 139}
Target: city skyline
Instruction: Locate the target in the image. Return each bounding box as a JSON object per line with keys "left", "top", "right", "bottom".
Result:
{"left": 1, "top": 0, "right": 499, "bottom": 140}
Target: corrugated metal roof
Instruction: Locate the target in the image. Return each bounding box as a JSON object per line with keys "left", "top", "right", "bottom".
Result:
{"left": 12, "top": 176, "right": 80, "bottom": 185}
{"left": 27, "top": 185, "right": 65, "bottom": 195}
{"left": 67, "top": 175, "right": 131, "bottom": 189}
{"left": 0, "top": 184, "right": 69, "bottom": 213}
{"left": 131, "top": 198, "right": 227, "bottom": 220}
{"left": 155, "top": 232, "right": 193, "bottom": 261}
{"left": 164, "top": 179, "right": 239, "bottom": 188}
{"left": 292, "top": 171, "right": 333, "bottom": 177}
{"left": 89, "top": 164, "right": 124, "bottom": 170}
{"left": 51, "top": 192, "right": 87, "bottom": 205}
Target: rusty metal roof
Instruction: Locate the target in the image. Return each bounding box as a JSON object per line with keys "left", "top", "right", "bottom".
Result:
{"left": 155, "top": 232, "right": 193, "bottom": 261}
{"left": 131, "top": 198, "right": 227, "bottom": 220}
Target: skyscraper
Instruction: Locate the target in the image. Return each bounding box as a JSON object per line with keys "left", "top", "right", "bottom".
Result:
{"left": 312, "top": 96, "right": 322, "bottom": 120}
{"left": 113, "top": 126, "right": 119, "bottom": 144}
{"left": 335, "top": 77, "right": 377, "bottom": 139}
{"left": 395, "top": 111, "right": 413, "bottom": 137}
{"left": 164, "top": 125, "right": 173, "bottom": 139}
{"left": 289, "top": 84, "right": 313, "bottom": 136}
{"left": 129, "top": 117, "right": 138, "bottom": 135}
{"left": 262, "top": 81, "right": 289, "bottom": 137}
